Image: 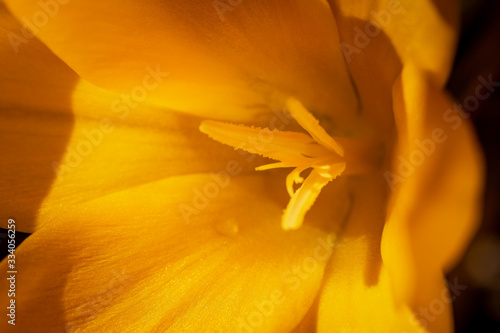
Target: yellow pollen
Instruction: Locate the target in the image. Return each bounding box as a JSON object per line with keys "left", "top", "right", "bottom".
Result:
{"left": 199, "top": 97, "right": 346, "bottom": 230}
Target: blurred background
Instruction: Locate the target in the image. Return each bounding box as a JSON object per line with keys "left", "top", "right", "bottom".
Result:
{"left": 448, "top": 0, "right": 500, "bottom": 331}
{"left": 0, "top": 0, "right": 499, "bottom": 331}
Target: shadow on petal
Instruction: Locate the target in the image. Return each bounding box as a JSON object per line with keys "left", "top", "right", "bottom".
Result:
{"left": 0, "top": 3, "right": 78, "bottom": 233}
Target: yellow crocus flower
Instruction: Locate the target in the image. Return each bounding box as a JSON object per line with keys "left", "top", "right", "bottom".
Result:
{"left": 0, "top": 0, "right": 484, "bottom": 332}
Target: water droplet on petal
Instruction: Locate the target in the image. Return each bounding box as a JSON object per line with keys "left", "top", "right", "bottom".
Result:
{"left": 215, "top": 218, "right": 239, "bottom": 236}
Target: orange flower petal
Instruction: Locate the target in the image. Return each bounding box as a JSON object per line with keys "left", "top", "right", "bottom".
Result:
{"left": 0, "top": 2, "right": 265, "bottom": 232}
{"left": 329, "top": 0, "right": 459, "bottom": 85}
{"left": 5, "top": 0, "right": 359, "bottom": 125}
{"left": 22, "top": 78, "right": 266, "bottom": 233}
{"left": 0, "top": 175, "right": 335, "bottom": 332}
{"left": 317, "top": 174, "right": 453, "bottom": 333}
{"left": 326, "top": 0, "right": 460, "bottom": 136}
{"left": 381, "top": 64, "right": 484, "bottom": 308}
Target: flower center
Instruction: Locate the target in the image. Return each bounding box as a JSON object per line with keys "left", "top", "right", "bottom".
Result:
{"left": 200, "top": 97, "right": 376, "bottom": 230}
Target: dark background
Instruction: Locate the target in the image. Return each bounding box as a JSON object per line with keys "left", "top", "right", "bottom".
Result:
{"left": 447, "top": 0, "right": 500, "bottom": 332}
{"left": 1, "top": 0, "right": 500, "bottom": 331}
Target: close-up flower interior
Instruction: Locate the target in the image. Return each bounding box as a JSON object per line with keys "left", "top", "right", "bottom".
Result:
{"left": 0, "top": 0, "right": 499, "bottom": 332}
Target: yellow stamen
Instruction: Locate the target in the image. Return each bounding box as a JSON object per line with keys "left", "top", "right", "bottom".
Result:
{"left": 286, "top": 166, "right": 307, "bottom": 197}
{"left": 199, "top": 121, "right": 332, "bottom": 163}
{"left": 200, "top": 97, "right": 348, "bottom": 230}
{"left": 282, "top": 164, "right": 345, "bottom": 230}
{"left": 286, "top": 97, "right": 344, "bottom": 156}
